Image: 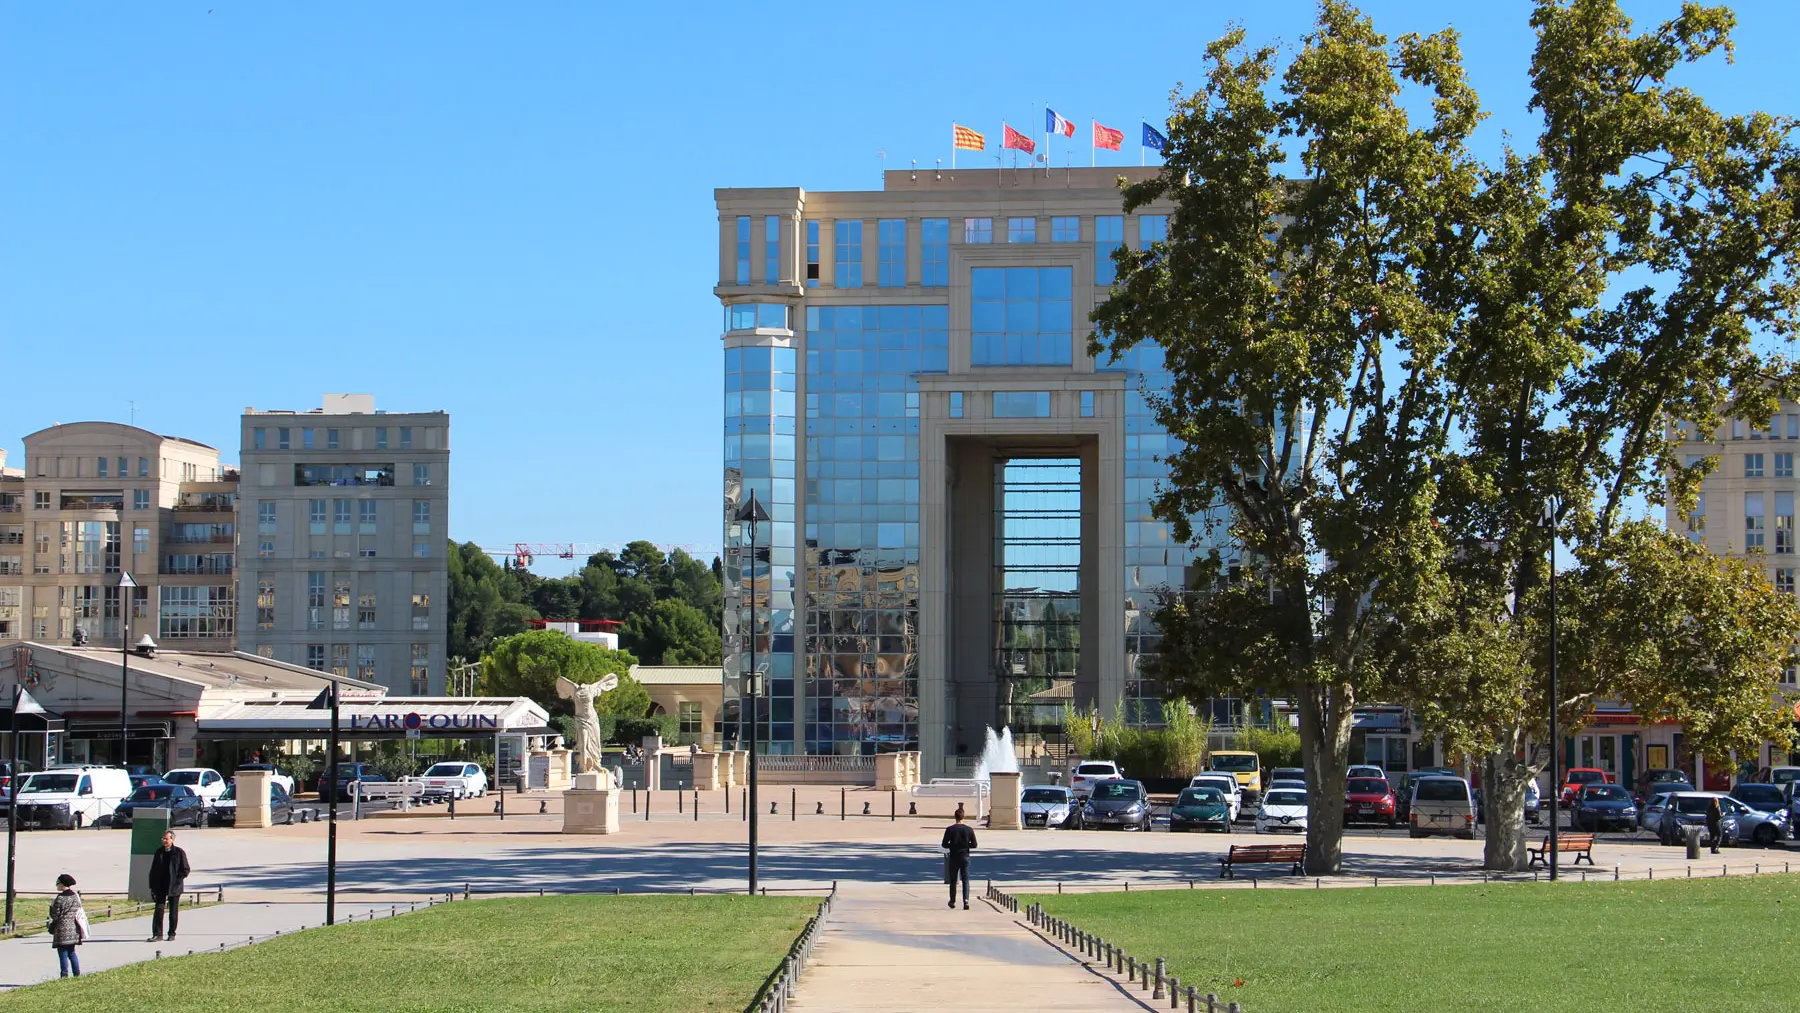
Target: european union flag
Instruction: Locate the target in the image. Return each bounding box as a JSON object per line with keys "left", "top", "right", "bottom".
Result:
{"left": 1142, "top": 123, "right": 1167, "bottom": 151}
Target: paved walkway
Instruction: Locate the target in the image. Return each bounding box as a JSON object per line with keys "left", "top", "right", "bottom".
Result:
{"left": 0, "top": 899, "right": 407, "bottom": 989}
{"left": 788, "top": 884, "right": 1152, "bottom": 1012}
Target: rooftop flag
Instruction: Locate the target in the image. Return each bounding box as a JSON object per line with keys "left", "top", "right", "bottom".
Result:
{"left": 1003, "top": 123, "right": 1036, "bottom": 154}
{"left": 1093, "top": 122, "right": 1124, "bottom": 151}
{"left": 953, "top": 123, "right": 986, "bottom": 151}
{"left": 1142, "top": 122, "right": 1167, "bottom": 151}
{"left": 1046, "top": 108, "right": 1075, "bottom": 138}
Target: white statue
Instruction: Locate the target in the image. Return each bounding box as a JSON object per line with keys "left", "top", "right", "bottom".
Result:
{"left": 555, "top": 673, "right": 619, "bottom": 779}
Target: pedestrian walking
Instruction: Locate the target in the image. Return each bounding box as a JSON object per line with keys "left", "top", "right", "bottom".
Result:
{"left": 47, "top": 873, "right": 85, "bottom": 978}
{"left": 941, "top": 809, "right": 977, "bottom": 910}
{"left": 1706, "top": 798, "right": 1723, "bottom": 854}
{"left": 147, "top": 830, "right": 191, "bottom": 942}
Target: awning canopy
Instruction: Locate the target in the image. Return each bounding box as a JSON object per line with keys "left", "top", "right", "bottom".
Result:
{"left": 195, "top": 696, "right": 551, "bottom": 738}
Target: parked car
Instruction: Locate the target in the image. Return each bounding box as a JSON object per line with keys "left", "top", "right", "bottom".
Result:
{"left": 1266, "top": 779, "right": 1306, "bottom": 794}
{"left": 324, "top": 763, "right": 390, "bottom": 803}
{"left": 1170, "top": 787, "right": 1234, "bottom": 833}
{"left": 1729, "top": 782, "right": 1788, "bottom": 815}
{"left": 1638, "top": 769, "right": 1693, "bottom": 798}
{"left": 113, "top": 784, "right": 206, "bottom": 828}
{"left": 163, "top": 767, "right": 228, "bottom": 803}
{"left": 1560, "top": 768, "right": 1611, "bottom": 806}
{"left": 1021, "top": 785, "right": 1081, "bottom": 829}
{"left": 232, "top": 763, "right": 296, "bottom": 795}
{"left": 1347, "top": 765, "right": 1388, "bottom": 782}
{"left": 1638, "top": 779, "right": 1695, "bottom": 807}
{"left": 1409, "top": 775, "right": 1475, "bottom": 839}
{"left": 1207, "top": 751, "right": 1263, "bottom": 804}
{"left": 1644, "top": 791, "right": 1725, "bottom": 845}
{"left": 1344, "top": 777, "right": 1398, "bottom": 827}
{"left": 211, "top": 782, "right": 297, "bottom": 826}
{"left": 417, "top": 761, "right": 488, "bottom": 800}
{"left": 1268, "top": 767, "right": 1307, "bottom": 788}
{"left": 1753, "top": 765, "right": 1800, "bottom": 786}
{"left": 1718, "top": 795, "right": 1791, "bottom": 847}
{"left": 129, "top": 773, "right": 167, "bottom": 792}
{"left": 1081, "top": 779, "right": 1152, "bottom": 831}
{"left": 1189, "top": 774, "right": 1244, "bottom": 821}
{"left": 3, "top": 766, "right": 133, "bottom": 830}
{"left": 1571, "top": 783, "right": 1639, "bottom": 831}
{"left": 1254, "top": 788, "right": 1308, "bottom": 834}
{"left": 1069, "top": 761, "right": 1123, "bottom": 799}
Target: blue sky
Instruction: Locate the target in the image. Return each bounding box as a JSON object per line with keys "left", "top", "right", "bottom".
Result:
{"left": 4, "top": 2, "right": 1796, "bottom": 566}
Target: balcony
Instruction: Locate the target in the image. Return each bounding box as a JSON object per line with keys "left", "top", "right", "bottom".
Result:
{"left": 0, "top": 502, "right": 20, "bottom": 514}
{"left": 294, "top": 464, "right": 395, "bottom": 488}
{"left": 161, "top": 555, "right": 235, "bottom": 576}
{"left": 59, "top": 495, "right": 123, "bottom": 512}
{"left": 173, "top": 499, "right": 235, "bottom": 513}
{"left": 166, "top": 533, "right": 237, "bottom": 545}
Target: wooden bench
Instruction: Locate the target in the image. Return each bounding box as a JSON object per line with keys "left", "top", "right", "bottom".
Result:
{"left": 1527, "top": 832, "right": 1595, "bottom": 868}
{"left": 1219, "top": 843, "right": 1306, "bottom": 878}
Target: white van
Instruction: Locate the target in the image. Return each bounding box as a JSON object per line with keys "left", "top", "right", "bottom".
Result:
{"left": 4, "top": 765, "right": 133, "bottom": 830}
{"left": 1408, "top": 775, "right": 1476, "bottom": 839}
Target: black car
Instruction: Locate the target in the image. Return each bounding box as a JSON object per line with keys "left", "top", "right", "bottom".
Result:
{"left": 1268, "top": 767, "right": 1307, "bottom": 787}
{"left": 130, "top": 773, "right": 167, "bottom": 792}
{"left": 113, "top": 784, "right": 206, "bottom": 827}
{"left": 1571, "top": 783, "right": 1639, "bottom": 831}
{"left": 1638, "top": 779, "right": 1693, "bottom": 806}
{"left": 1729, "top": 782, "right": 1788, "bottom": 814}
{"left": 324, "top": 763, "right": 389, "bottom": 802}
{"left": 1082, "top": 779, "right": 1153, "bottom": 831}
{"left": 211, "top": 782, "right": 297, "bottom": 826}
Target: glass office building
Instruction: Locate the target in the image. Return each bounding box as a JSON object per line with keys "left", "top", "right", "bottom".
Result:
{"left": 716, "top": 170, "right": 1224, "bottom": 776}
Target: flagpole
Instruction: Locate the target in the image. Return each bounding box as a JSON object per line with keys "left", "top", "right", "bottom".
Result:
{"left": 951, "top": 122, "right": 956, "bottom": 171}
{"left": 1091, "top": 122, "right": 1096, "bottom": 167}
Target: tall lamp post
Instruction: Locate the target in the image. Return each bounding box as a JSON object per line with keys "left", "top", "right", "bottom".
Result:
{"left": 306, "top": 682, "right": 340, "bottom": 924}
{"left": 1540, "top": 496, "right": 1563, "bottom": 882}
{"left": 734, "top": 490, "right": 768, "bottom": 896}
{"left": 4, "top": 684, "right": 45, "bottom": 932}
{"left": 117, "top": 572, "right": 137, "bottom": 768}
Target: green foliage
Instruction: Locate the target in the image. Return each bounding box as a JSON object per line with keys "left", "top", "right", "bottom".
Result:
{"left": 623, "top": 598, "right": 722, "bottom": 666}
{"left": 368, "top": 740, "right": 420, "bottom": 782}
{"left": 614, "top": 714, "right": 680, "bottom": 746}
{"left": 479, "top": 629, "right": 644, "bottom": 718}
{"left": 273, "top": 754, "right": 317, "bottom": 791}
{"left": 1238, "top": 726, "right": 1302, "bottom": 771}
{"left": 1061, "top": 701, "right": 1211, "bottom": 777}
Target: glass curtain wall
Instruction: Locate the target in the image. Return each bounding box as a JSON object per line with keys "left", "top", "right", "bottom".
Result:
{"left": 993, "top": 458, "right": 1082, "bottom": 736}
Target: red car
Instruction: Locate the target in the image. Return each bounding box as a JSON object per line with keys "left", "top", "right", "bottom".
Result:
{"left": 1560, "top": 767, "right": 1611, "bottom": 806}
{"left": 1343, "top": 776, "right": 1397, "bottom": 826}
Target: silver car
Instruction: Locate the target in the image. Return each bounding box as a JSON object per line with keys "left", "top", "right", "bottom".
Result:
{"left": 1719, "top": 795, "right": 1791, "bottom": 847}
{"left": 1020, "top": 785, "right": 1081, "bottom": 829}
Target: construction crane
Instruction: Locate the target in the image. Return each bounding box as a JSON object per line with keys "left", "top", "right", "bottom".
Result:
{"left": 477, "top": 541, "right": 713, "bottom": 572}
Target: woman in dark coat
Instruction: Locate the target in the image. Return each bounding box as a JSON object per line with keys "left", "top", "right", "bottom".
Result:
{"left": 1706, "top": 798, "right": 1724, "bottom": 855}
{"left": 47, "top": 873, "right": 84, "bottom": 978}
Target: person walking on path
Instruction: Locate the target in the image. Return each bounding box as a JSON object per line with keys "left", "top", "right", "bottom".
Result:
{"left": 147, "top": 830, "right": 191, "bottom": 942}
{"left": 47, "top": 873, "right": 85, "bottom": 978}
{"left": 941, "top": 810, "right": 977, "bottom": 910}
{"left": 1706, "top": 798, "right": 1724, "bottom": 855}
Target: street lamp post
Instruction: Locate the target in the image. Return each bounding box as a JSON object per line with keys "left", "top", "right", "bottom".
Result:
{"left": 734, "top": 490, "right": 768, "bottom": 896}
{"left": 4, "top": 685, "right": 45, "bottom": 932}
{"left": 118, "top": 572, "right": 137, "bottom": 768}
{"left": 306, "top": 682, "right": 341, "bottom": 924}
{"left": 1541, "top": 497, "right": 1562, "bottom": 882}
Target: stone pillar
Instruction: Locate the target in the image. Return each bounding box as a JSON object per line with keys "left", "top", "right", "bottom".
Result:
{"left": 875, "top": 753, "right": 901, "bottom": 791}
{"left": 547, "top": 748, "right": 573, "bottom": 790}
{"left": 905, "top": 752, "right": 921, "bottom": 789}
{"left": 643, "top": 735, "right": 664, "bottom": 791}
{"left": 235, "top": 769, "right": 273, "bottom": 829}
{"left": 693, "top": 752, "right": 721, "bottom": 790}
{"left": 733, "top": 751, "right": 749, "bottom": 789}
{"left": 989, "top": 771, "right": 1023, "bottom": 830}
{"left": 562, "top": 771, "right": 621, "bottom": 835}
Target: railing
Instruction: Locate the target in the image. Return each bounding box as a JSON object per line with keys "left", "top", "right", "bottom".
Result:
{"left": 166, "top": 534, "right": 237, "bottom": 544}
{"left": 755, "top": 755, "right": 875, "bottom": 772}
{"left": 173, "top": 502, "right": 235, "bottom": 513}
{"left": 0, "top": 503, "right": 20, "bottom": 514}
{"left": 161, "top": 562, "right": 234, "bottom": 575}
{"left": 748, "top": 883, "right": 836, "bottom": 1013}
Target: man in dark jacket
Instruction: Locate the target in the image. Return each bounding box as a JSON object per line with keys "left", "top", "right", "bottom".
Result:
{"left": 148, "top": 830, "right": 191, "bottom": 941}
{"left": 941, "top": 810, "right": 977, "bottom": 910}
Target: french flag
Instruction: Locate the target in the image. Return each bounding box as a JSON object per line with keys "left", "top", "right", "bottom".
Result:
{"left": 1046, "top": 108, "right": 1075, "bottom": 138}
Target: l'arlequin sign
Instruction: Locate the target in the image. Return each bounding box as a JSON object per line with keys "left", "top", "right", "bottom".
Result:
{"left": 349, "top": 711, "right": 501, "bottom": 732}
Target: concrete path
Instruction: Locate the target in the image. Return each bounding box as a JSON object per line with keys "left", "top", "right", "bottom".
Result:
{"left": 0, "top": 899, "right": 406, "bottom": 990}
{"left": 788, "top": 884, "right": 1151, "bottom": 1012}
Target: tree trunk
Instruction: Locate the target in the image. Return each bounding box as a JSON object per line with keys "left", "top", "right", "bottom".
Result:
{"left": 1480, "top": 744, "right": 1533, "bottom": 872}
{"left": 1299, "top": 681, "right": 1354, "bottom": 875}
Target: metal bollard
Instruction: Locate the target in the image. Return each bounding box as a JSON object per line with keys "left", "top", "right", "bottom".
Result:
{"left": 771, "top": 801, "right": 778, "bottom": 815}
{"left": 695, "top": 791, "right": 700, "bottom": 822}
{"left": 1127, "top": 955, "right": 1136, "bottom": 980}
{"left": 1169, "top": 976, "right": 1181, "bottom": 1008}
{"left": 815, "top": 801, "right": 825, "bottom": 815}
{"left": 863, "top": 801, "right": 872, "bottom": 815}
{"left": 841, "top": 788, "right": 846, "bottom": 820}
{"left": 908, "top": 801, "right": 917, "bottom": 815}
{"left": 538, "top": 799, "right": 548, "bottom": 814}
{"left": 792, "top": 788, "right": 797, "bottom": 820}
{"left": 1154, "top": 957, "right": 1166, "bottom": 998}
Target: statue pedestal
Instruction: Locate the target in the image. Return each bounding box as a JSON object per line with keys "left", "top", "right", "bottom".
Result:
{"left": 235, "top": 770, "right": 273, "bottom": 829}
{"left": 563, "top": 772, "right": 620, "bottom": 834}
{"left": 988, "top": 771, "right": 1023, "bottom": 830}
{"left": 692, "top": 752, "right": 721, "bottom": 790}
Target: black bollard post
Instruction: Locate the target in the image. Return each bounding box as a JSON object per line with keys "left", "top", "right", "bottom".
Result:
{"left": 841, "top": 787, "right": 846, "bottom": 820}
{"left": 791, "top": 787, "right": 796, "bottom": 821}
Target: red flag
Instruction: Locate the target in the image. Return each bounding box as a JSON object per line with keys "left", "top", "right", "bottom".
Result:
{"left": 1093, "top": 122, "right": 1124, "bottom": 151}
{"left": 1002, "top": 123, "right": 1035, "bottom": 154}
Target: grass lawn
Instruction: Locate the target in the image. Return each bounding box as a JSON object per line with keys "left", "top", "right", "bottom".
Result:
{"left": 4, "top": 894, "right": 817, "bottom": 1012}
{"left": 1029, "top": 876, "right": 1800, "bottom": 1012}
{"left": 3, "top": 896, "right": 217, "bottom": 938}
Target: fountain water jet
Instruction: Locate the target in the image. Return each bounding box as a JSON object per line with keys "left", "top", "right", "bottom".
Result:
{"left": 973, "top": 726, "right": 1019, "bottom": 783}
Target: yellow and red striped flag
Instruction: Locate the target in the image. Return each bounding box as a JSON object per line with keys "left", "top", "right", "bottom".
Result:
{"left": 953, "top": 123, "right": 985, "bottom": 151}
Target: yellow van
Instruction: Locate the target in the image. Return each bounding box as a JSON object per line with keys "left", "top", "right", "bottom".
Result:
{"left": 1208, "top": 751, "right": 1263, "bottom": 803}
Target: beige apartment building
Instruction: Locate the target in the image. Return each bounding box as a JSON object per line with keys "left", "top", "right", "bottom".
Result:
{"left": 0, "top": 422, "right": 238, "bottom": 657}
{"left": 235, "top": 394, "right": 450, "bottom": 695}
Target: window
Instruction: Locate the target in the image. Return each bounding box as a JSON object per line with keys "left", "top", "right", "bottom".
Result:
{"left": 1747, "top": 492, "right": 1766, "bottom": 549}
{"left": 970, "top": 266, "right": 1075, "bottom": 366}
{"left": 964, "top": 218, "right": 992, "bottom": 244}
{"left": 132, "top": 489, "right": 150, "bottom": 511}
{"left": 326, "top": 428, "right": 340, "bottom": 450}
{"left": 414, "top": 541, "right": 431, "bottom": 558}
{"left": 1733, "top": 419, "right": 1746, "bottom": 440}
{"left": 413, "top": 501, "right": 431, "bottom": 534}
{"left": 133, "top": 526, "right": 150, "bottom": 555}
{"left": 1051, "top": 217, "right": 1080, "bottom": 242}
{"left": 259, "top": 539, "right": 274, "bottom": 558}
{"left": 727, "top": 303, "right": 789, "bottom": 330}
{"left": 877, "top": 219, "right": 906, "bottom": 287}
{"left": 375, "top": 427, "right": 388, "bottom": 450}
{"left": 1008, "top": 217, "right": 1037, "bottom": 243}
{"left": 765, "top": 215, "right": 780, "bottom": 285}
{"left": 1779, "top": 453, "right": 1794, "bottom": 478}
{"left": 96, "top": 457, "right": 107, "bottom": 478}
{"left": 33, "top": 492, "right": 48, "bottom": 510}
{"left": 308, "top": 499, "right": 326, "bottom": 534}
{"left": 359, "top": 588, "right": 376, "bottom": 629}
{"left": 411, "top": 644, "right": 431, "bottom": 694}
{"left": 735, "top": 215, "right": 751, "bottom": 285}
{"left": 1779, "top": 569, "right": 1796, "bottom": 596}
{"left": 1139, "top": 214, "right": 1168, "bottom": 247}
{"left": 334, "top": 575, "right": 351, "bottom": 630}
{"left": 302, "top": 428, "right": 316, "bottom": 450}
{"left": 1778, "top": 492, "right": 1794, "bottom": 554}
{"left": 806, "top": 220, "right": 820, "bottom": 286}
{"left": 400, "top": 427, "right": 413, "bottom": 449}
{"left": 1687, "top": 492, "right": 1706, "bottom": 543}
{"left": 1095, "top": 215, "right": 1124, "bottom": 284}
{"left": 834, "top": 220, "right": 863, "bottom": 288}
{"left": 253, "top": 428, "right": 266, "bottom": 450}
{"left": 921, "top": 219, "right": 949, "bottom": 286}
{"left": 412, "top": 590, "right": 431, "bottom": 630}
{"left": 949, "top": 392, "right": 964, "bottom": 419}
{"left": 277, "top": 428, "right": 291, "bottom": 450}
{"left": 306, "top": 645, "right": 325, "bottom": 671}
{"left": 308, "top": 572, "right": 326, "bottom": 629}
{"left": 1747, "top": 453, "right": 1765, "bottom": 478}
{"left": 257, "top": 581, "right": 275, "bottom": 630}
{"left": 1080, "top": 391, "right": 1095, "bottom": 417}
{"left": 993, "top": 391, "right": 1053, "bottom": 418}
{"left": 333, "top": 499, "right": 351, "bottom": 534}
{"left": 331, "top": 644, "right": 350, "bottom": 679}
{"left": 1790, "top": 414, "right": 1799, "bottom": 440}
{"left": 138, "top": 457, "right": 149, "bottom": 478}
{"left": 157, "top": 586, "right": 234, "bottom": 639}
{"left": 258, "top": 502, "right": 277, "bottom": 534}
{"left": 678, "top": 701, "right": 704, "bottom": 744}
